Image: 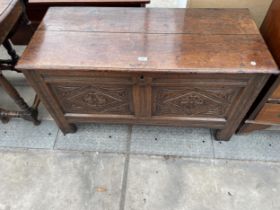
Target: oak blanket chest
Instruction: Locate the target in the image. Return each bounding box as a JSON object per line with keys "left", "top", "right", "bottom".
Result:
{"left": 17, "top": 7, "right": 279, "bottom": 140}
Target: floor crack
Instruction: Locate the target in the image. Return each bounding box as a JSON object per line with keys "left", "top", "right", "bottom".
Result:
{"left": 119, "top": 125, "right": 132, "bottom": 210}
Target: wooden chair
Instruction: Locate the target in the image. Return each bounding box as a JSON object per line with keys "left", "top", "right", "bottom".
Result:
{"left": 0, "top": 0, "right": 40, "bottom": 125}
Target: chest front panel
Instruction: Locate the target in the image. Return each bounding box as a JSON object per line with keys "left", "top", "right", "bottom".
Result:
{"left": 41, "top": 71, "right": 249, "bottom": 127}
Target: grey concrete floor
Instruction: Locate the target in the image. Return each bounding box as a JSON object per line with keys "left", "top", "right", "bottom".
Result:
{"left": 0, "top": 97, "right": 280, "bottom": 210}
{"left": 1, "top": 1, "right": 280, "bottom": 208}
{"left": 1, "top": 143, "right": 280, "bottom": 210}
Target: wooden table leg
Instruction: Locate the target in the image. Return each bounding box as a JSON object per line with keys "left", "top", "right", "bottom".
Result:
{"left": 0, "top": 107, "right": 22, "bottom": 123}
{"left": 32, "top": 94, "right": 40, "bottom": 110}
{"left": 0, "top": 71, "right": 40, "bottom": 125}
{"left": 2, "top": 39, "right": 19, "bottom": 66}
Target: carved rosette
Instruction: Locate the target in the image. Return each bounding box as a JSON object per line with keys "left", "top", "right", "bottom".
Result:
{"left": 51, "top": 85, "right": 132, "bottom": 114}
{"left": 153, "top": 87, "right": 239, "bottom": 117}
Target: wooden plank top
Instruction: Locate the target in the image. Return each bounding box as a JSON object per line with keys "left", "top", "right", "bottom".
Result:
{"left": 17, "top": 7, "right": 279, "bottom": 74}
{"left": 39, "top": 7, "right": 258, "bottom": 35}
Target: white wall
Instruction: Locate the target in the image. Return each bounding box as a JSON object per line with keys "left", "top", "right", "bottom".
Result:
{"left": 148, "top": 0, "right": 188, "bottom": 8}
{"left": 188, "top": 0, "right": 272, "bottom": 27}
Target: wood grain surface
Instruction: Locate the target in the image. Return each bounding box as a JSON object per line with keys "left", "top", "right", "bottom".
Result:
{"left": 261, "top": 0, "right": 280, "bottom": 67}
{"left": 18, "top": 31, "right": 277, "bottom": 73}
{"left": 17, "top": 8, "right": 278, "bottom": 74}
{"left": 39, "top": 7, "right": 258, "bottom": 34}
{"left": 255, "top": 103, "right": 280, "bottom": 124}
{"left": 271, "top": 85, "right": 280, "bottom": 100}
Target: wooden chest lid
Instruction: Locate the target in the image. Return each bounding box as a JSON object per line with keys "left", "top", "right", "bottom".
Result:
{"left": 17, "top": 7, "right": 279, "bottom": 74}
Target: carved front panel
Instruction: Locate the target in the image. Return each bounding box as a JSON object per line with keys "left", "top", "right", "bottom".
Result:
{"left": 51, "top": 85, "right": 133, "bottom": 115}
{"left": 153, "top": 87, "right": 241, "bottom": 118}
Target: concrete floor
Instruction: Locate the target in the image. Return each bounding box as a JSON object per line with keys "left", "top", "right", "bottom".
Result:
{"left": 1, "top": 0, "right": 280, "bottom": 209}
{"left": 1, "top": 144, "right": 280, "bottom": 210}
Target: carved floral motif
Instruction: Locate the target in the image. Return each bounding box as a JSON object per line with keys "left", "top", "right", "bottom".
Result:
{"left": 52, "top": 85, "right": 132, "bottom": 114}
{"left": 153, "top": 87, "right": 239, "bottom": 117}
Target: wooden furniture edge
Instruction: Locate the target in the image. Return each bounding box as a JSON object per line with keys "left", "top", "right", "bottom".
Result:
{"left": 216, "top": 74, "right": 270, "bottom": 140}
{"left": 238, "top": 76, "right": 280, "bottom": 133}
{"left": 22, "top": 70, "right": 77, "bottom": 134}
